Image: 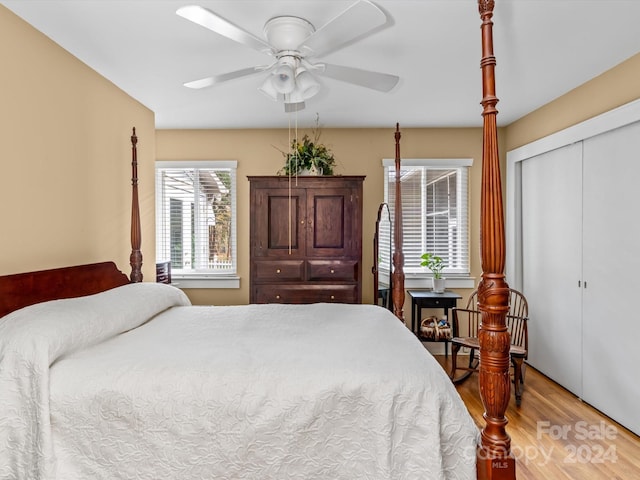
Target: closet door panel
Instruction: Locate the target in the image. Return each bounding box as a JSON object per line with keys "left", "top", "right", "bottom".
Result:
{"left": 521, "top": 143, "right": 583, "bottom": 395}
{"left": 582, "top": 120, "right": 640, "bottom": 435}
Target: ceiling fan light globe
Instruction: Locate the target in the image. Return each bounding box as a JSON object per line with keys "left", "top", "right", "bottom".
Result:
{"left": 295, "top": 69, "right": 320, "bottom": 100}
{"left": 285, "top": 88, "right": 305, "bottom": 104}
{"left": 272, "top": 64, "right": 296, "bottom": 94}
{"left": 258, "top": 76, "right": 279, "bottom": 101}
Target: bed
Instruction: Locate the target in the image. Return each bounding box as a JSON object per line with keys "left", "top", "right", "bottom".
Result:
{"left": 0, "top": 281, "right": 479, "bottom": 479}
{"left": 0, "top": 1, "right": 515, "bottom": 479}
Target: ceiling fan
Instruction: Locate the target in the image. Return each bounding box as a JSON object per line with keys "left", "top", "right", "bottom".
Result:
{"left": 176, "top": 0, "right": 399, "bottom": 112}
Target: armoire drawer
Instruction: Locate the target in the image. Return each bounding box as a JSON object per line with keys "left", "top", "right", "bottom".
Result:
{"left": 253, "top": 284, "right": 358, "bottom": 304}
{"left": 253, "top": 260, "right": 304, "bottom": 282}
{"left": 307, "top": 260, "right": 358, "bottom": 281}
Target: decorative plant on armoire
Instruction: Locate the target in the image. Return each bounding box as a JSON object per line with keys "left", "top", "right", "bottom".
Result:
{"left": 278, "top": 115, "right": 336, "bottom": 176}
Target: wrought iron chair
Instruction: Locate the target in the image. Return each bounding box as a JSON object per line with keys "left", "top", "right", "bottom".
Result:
{"left": 449, "top": 288, "right": 529, "bottom": 406}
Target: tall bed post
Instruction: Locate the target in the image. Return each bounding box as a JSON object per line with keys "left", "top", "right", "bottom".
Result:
{"left": 391, "top": 123, "right": 405, "bottom": 322}
{"left": 130, "top": 127, "right": 143, "bottom": 283}
{"left": 475, "top": 1, "right": 515, "bottom": 479}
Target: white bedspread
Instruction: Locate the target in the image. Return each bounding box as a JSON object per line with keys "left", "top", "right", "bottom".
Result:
{"left": 1, "top": 284, "right": 479, "bottom": 479}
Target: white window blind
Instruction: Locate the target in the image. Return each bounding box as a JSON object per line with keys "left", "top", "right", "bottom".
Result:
{"left": 156, "top": 161, "right": 237, "bottom": 277}
{"left": 383, "top": 159, "right": 471, "bottom": 276}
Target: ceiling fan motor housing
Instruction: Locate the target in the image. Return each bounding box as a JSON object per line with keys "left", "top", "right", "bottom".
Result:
{"left": 263, "top": 16, "right": 315, "bottom": 52}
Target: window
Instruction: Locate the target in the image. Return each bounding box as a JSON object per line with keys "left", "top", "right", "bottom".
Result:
{"left": 383, "top": 158, "right": 472, "bottom": 277}
{"left": 156, "top": 161, "right": 238, "bottom": 288}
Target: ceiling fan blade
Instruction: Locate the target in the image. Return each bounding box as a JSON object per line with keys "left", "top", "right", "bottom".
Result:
{"left": 318, "top": 63, "right": 399, "bottom": 92}
{"left": 301, "top": 0, "right": 388, "bottom": 57}
{"left": 184, "top": 66, "right": 263, "bottom": 89}
{"left": 177, "top": 5, "right": 272, "bottom": 54}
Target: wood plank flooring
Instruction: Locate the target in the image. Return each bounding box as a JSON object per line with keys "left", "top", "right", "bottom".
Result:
{"left": 432, "top": 355, "right": 640, "bottom": 479}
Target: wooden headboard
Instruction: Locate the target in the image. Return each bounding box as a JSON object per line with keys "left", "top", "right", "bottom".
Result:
{"left": 0, "top": 261, "right": 129, "bottom": 318}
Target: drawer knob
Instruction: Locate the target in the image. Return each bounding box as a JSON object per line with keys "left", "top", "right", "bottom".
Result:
{"left": 330, "top": 295, "right": 335, "bottom": 300}
{"left": 330, "top": 269, "right": 335, "bottom": 274}
{"left": 276, "top": 294, "right": 280, "bottom": 299}
{"left": 276, "top": 269, "right": 281, "bottom": 274}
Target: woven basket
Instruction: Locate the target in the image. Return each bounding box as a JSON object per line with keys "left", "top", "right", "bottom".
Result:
{"left": 420, "top": 316, "right": 452, "bottom": 340}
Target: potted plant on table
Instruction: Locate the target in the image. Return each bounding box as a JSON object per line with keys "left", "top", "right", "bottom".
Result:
{"left": 420, "top": 253, "right": 446, "bottom": 293}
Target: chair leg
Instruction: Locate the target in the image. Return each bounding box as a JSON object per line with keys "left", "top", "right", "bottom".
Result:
{"left": 449, "top": 343, "right": 461, "bottom": 380}
{"left": 450, "top": 345, "right": 478, "bottom": 384}
{"left": 468, "top": 348, "right": 476, "bottom": 369}
{"left": 512, "top": 356, "right": 524, "bottom": 406}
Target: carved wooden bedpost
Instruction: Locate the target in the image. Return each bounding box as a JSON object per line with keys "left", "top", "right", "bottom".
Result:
{"left": 476, "top": 1, "right": 515, "bottom": 479}
{"left": 130, "top": 127, "right": 143, "bottom": 283}
{"left": 391, "top": 123, "right": 405, "bottom": 322}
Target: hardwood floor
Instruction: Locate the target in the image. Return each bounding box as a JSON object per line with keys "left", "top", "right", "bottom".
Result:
{"left": 432, "top": 355, "right": 640, "bottom": 479}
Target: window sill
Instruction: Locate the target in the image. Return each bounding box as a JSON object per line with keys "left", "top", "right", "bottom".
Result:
{"left": 404, "top": 274, "right": 476, "bottom": 290}
{"left": 171, "top": 275, "right": 240, "bottom": 289}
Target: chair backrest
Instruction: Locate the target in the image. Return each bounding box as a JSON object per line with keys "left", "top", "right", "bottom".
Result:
{"left": 507, "top": 288, "right": 528, "bottom": 319}
{"left": 507, "top": 314, "right": 528, "bottom": 352}
{"left": 464, "top": 288, "right": 528, "bottom": 318}
{"left": 461, "top": 288, "right": 529, "bottom": 350}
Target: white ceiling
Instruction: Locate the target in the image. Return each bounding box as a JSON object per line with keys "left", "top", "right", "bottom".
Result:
{"left": 3, "top": 0, "right": 640, "bottom": 129}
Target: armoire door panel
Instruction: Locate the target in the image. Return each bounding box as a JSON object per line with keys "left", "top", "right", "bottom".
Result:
{"left": 581, "top": 120, "right": 640, "bottom": 435}
{"left": 268, "top": 194, "right": 300, "bottom": 250}
{"left": 312, "top": 195, "right": 345, "bottom": 248}
{"left": 252, "top": 188, "right": 305, "bottom": 257}
{"left": 521, "top": 142, "right": 583, "bottom": 396}
{"left": 306, "top": 188, "right": 354, "bottom": 256}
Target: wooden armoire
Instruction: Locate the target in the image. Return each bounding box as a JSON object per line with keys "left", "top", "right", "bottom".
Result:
{"left": 248, "top": 176, "right": 364, "bottom": 304}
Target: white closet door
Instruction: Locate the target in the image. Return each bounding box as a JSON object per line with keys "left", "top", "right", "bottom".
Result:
{"left": 521, "top": 143, "right": 583, "bottom": 395}
{"left": 582, "top": 121, "right": 640, "bottom": 435}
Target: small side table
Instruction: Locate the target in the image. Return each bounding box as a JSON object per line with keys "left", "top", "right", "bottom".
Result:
{"left": 408, "top": 290, "right": 462, "bottom": 357}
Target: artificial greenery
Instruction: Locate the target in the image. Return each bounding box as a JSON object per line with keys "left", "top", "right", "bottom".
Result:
{"left": 420, "top": 253, "right": 445, "bottom": 279}
{"left": 277, "top": 116, "right": 336, "bottom": 175}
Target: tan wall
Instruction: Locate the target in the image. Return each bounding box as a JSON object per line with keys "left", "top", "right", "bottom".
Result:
{"left": 0, "top": 6, "right": 156, "bottom": 280}
{"left": 506, "top": 52, "right": 640, "bottom": 150}
{"left": 157, "top": 128, "right": 490, "bottom": 306}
